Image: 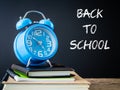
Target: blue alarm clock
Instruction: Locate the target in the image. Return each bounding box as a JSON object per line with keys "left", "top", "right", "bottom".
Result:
{"left": 13, "top": 10, "right": 58, "bottom": 66}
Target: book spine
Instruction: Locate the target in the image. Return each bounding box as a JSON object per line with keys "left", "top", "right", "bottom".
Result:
{"left": 11, "top": 64, "right": 28, "bottom": 76}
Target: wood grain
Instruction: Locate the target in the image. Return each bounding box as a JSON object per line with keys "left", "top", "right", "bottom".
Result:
{"left": 86, "top": 78, "right": 120, "bottom": 90}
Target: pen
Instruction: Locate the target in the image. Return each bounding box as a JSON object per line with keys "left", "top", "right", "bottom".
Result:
{"left": 6, "top": 69, "right": 16, "bottom": 78}
{"left": 0, "top": 70, "right": 9, "bottom": 89}
{"left": 6, "top": 69, "right": 20, "bottom": 81}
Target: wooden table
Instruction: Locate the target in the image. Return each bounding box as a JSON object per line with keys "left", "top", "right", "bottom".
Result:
{"left": 1, "top": 78, "right": 120, "bottom": 90}
{"left": 86, "top": 78, "right": 120, "bottom": 90}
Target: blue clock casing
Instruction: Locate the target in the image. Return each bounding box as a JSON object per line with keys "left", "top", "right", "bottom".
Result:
{"left": 13, "top": 10, "right": 58, "bottom": 66}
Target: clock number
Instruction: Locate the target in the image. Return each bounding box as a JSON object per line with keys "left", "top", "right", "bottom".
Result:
{"left": 34, "top": 50, "right": 37, "bottom": 55}
{"left": 47, "top": 48, "right": 51, "bottom": 52}
{"left": 29, "top": 47, "right": 32, "bottom": 52}
{"left": 46, "top": 38, "right": 50, "bottom": 42}
{"left": 46, "top": 36, "right": 52, "bottom": 47}
{"left": 46, "top": 35, "right": 50, "bottom": 39}
{"left": 34, "top": 30, "right": 42, "bottom": 36}
{"left": 27, "top": 35, "right": 32, "bottom": 40}
{"left": 47, "top": 41, "right": 52, "bottom": 47}
{"left": 43, "top": 32, "right": 45, "bottom": 36}
{"left": 38, "top": 51, "right": 43, "bottom": 57}
{"left": 44, "top": 51, "right": 48, "bottom": 56}
{"left": 26, "top": 40, "right": 32, "bottom": 46}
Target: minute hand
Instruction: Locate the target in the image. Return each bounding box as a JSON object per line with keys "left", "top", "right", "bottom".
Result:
{"left": 32, "top": 37, "right": 45, "bottom": 49}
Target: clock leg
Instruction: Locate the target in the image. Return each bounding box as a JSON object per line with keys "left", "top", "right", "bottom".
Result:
{"left": 26, "top": 57, "right": 32, "bottom": 67}
{"left": 46, "top": 60, "right": 53, "bottom": 68}
{"left": 26, "top": 57, "right": 53, "bottom": 67}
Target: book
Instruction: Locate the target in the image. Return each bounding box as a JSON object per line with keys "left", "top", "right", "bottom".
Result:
{"left": 6, "top": 69, "right": 75, "bottom": 82}
{"left": 2, "top": 71, "right": 90, "bottom": 90}
{"left": 11, "top": 64, "right": 74, "bottom": 77}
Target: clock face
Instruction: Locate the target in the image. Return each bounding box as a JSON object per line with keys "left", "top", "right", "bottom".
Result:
{"left": 25, "top": 26, "right": 57, "bottom": 60}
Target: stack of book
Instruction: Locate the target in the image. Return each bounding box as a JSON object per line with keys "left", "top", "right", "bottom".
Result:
{"left": 2, "top": 64, "right": 90, "bottom": 90}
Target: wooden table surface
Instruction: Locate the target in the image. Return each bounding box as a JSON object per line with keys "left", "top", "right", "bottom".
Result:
{"left": 86, "top": 78, "right": 120, "bottom": 90}
{"left": 1, "top": 78, "right": 120, "bottom": 90}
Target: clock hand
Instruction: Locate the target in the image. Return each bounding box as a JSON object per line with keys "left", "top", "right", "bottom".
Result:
{"left": 32, "top": 37, "right": 42, "bottom": 45}
{"left": 32, "top": 37, "right": 39, "bottom": 43}
{"left": 32, "top": 37, "right": 45, "bottom": 50}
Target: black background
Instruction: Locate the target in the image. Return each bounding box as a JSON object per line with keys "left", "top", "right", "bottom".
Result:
{"left": 0, "top": 0, "right": 119, "bottom": 83}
